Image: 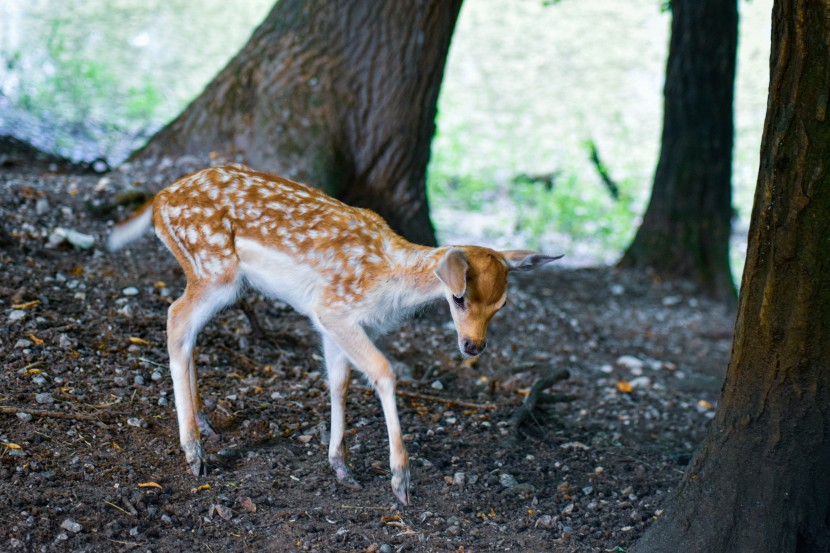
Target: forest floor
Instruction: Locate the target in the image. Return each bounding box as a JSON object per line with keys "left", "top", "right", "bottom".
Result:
{"left": 0, "top": 157, "right": 735, "bottom": 552}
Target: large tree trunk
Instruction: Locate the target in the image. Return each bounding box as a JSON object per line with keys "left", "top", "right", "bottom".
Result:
{"left": 619, "top": 0, "right": 737, "bottom": 303}
{"left": 131, "top": 0, "right": 463, "bottom": 246}
{"left": 632, "top": 1, "right": 830, "bottom": 551}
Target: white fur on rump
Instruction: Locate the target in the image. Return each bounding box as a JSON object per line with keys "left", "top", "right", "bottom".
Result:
{"left": 107, "top": 205, "right": 153, "bottom": 251}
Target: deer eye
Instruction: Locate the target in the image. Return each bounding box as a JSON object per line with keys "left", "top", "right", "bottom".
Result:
{"left": 452, "top": 294, "right": 465, "bottom": 308}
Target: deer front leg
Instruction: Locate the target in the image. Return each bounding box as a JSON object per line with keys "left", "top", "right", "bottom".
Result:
{"left": 319, "top": 318, "right": 410, "bottom": 505}
{"left": 323, "top": 337, "right": 361, "bottom": 490}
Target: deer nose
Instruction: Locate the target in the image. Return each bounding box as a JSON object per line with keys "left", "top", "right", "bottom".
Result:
{"left": 462, "top": 338, "right": 486, "bottom": 357}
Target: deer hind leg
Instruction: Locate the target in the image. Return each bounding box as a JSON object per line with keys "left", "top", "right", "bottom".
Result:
{"left": 167, "top": 281, "right": 239, "bottom": 476}
{"left": 319, "top": 317, "right": 410, "bottom": 505}
{"left": 192, "top": 358, "right": 216, "bottom": 439}
{"left": 323, "top": 336, "right": 361, "bottom": 490}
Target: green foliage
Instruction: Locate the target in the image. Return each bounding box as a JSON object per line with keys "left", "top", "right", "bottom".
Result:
{"left": 510, "top": 172, "right": 636, "bottom": 250}
{"left": 427, "top": 158, "right": 638, "bottom": 253}
{"left": 2, "top": 0, "right": 273, "bottom": 160}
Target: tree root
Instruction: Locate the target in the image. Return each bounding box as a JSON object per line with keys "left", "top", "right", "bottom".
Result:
{"left": 509, "top": 368, "right": 577, "bottom": 441}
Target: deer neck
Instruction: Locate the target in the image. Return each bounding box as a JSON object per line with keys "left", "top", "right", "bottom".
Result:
{"left": 377, "top": 241, "right": 449, "bottom": 312}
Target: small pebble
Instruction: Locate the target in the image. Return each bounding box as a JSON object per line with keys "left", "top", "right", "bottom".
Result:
{"left": 629, "top": 376, "right": 652, "bottom": 388}
{"left": 617, "top": 355, "right": 645, "bottom": 371}
{"left": 16, "top": 412, "right": 33, "bottom": 422}
{"left": 9, "top": 310, "right": 26, "bottom": 323}
{"left": 127, "top": 417, "right": 146, "bottom": 428}
{"left": 35, "top": 392, "right": 54, "bottom": 404}
{"left": 151, "top": 371, "right": 163, "bottom": 382}
{"left": 535, "top": 514, "right": 554, "bottom": 528}
{"left": 431, "top": 380, "right": 444, "bottom": 390}
{"left": 58, "top": 334, "right": 73, "bottom": 349}
{"left": 161, "top": 514, "right": 173, "bottom": 526}
{"left": 499, "top": 473, "right": 518, "bottom": 489}
{"left": 14, "top": 339, "right": 33, "bottom": 349}
{"left": 122, "top": 287, "right": 140, "bottom": 296}
{"left": 662, "top": 295, "right": 682, "bottom": 306}
{"left": 379, "top": 544, "right": 394, "bottom": 553}
{"left": 60, "top": 519, "right": 82, "bottom": 533}
{"left": 158, "top": 397, "right": 169, "bottom": 406}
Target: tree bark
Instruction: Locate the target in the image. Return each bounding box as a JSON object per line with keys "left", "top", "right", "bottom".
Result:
{"left": 130, "top": 0, "right": 463, "bottom": 246}
{"left": 632, "top": 1, "right": 830, "bottom": 551}
{"left": 619, "top": 0, "right": 737, "bottom": 303}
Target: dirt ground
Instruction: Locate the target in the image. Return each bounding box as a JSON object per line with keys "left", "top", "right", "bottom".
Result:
{"left": 0, "top": 158, "right": 735, "bottom": 552}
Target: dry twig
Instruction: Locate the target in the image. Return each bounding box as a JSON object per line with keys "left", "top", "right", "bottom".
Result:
{"left": 0, "top": 405, "right": 110, "bottom": 429}
{"left": 395, "top": 389, "right": 497, "bottom": 410}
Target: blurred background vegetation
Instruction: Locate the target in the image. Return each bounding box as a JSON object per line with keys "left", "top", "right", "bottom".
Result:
{"left": 0, "top": 0, "right": 772, "bottom": 273}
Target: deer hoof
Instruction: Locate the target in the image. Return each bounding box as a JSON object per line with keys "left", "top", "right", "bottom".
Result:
{"left": 184, "top": 440, "right": 208, "bottom": 477}
{"left": 331, "top": 458, "right": 362, "bottom": 490}
{"left": 391, "top": 465, "right": 411, "bottom": 506}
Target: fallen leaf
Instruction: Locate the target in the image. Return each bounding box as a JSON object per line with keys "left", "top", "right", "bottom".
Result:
{"left": 112, "top": 442, "right": 121, "bottom": 450}
{"left": 2, "top": 442, "right": 22, "bottom": 450}
{"left": 11, "top": 300, "right": 40, "bottom": 309}
{"left": 381, "top": 514, "right": 402, "bottom": 523}
{"left": 138, "top": 482, "right": 162, "bottom": 489}
{"left": 195, "top": 484, "right": 211, "bottom": 492}
{"left": 70, "top": 265, "right": 85, "bottom": 277}
{"left": 616, "top": 381, "right": 633, "bottom": 393}
{"left": 153, "top": 281, "right": 166, "bottom": 288}
{"left": 26, "top": 368, "right": 42, "bottom": 375}
{"left": 128, "top": 337, "right": 152, "bottom": 346}
{"left": 698, "top": 399, "right": 714, "bottom": 410}
{"left": 213, "top": 504, "right": 232, "bottom": 520}
{"left": 238, "top": 496, "right": 256, "bottom": 513}
{"left": 28, "top": 334, "right": 44, "bottom": 346}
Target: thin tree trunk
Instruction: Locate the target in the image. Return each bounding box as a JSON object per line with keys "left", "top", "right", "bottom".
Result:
{"left": 131, "top": 0, "right": 463, "bottom": 246}
{"left": 619, "top": 0, "right": 737, "bottom": 303}
{"left": 632, "top": 1, "right": 830, "bottom": 551}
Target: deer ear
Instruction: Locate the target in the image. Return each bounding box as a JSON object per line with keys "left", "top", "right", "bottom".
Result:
{"left": 435, "top": 248, "right": 468, "bottom": 296}
{"left": 501, "top": 250, "right": 564, "bottom": 272}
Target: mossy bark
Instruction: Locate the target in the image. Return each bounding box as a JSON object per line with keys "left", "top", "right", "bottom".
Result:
{"left": 131, "top": 0, "right": 463, "bottom": 246}
{"left": 619, "top": 0, "right": 737, "bottom": 303}
{"left": 632, "top": 1, "right": 830, "bottom": 551}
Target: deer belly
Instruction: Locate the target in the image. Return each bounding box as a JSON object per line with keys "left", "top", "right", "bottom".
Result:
{"left": 236, "top": 237, "right": 322, "bottom": 315}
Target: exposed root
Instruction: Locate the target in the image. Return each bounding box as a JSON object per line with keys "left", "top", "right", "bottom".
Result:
{"left": 509, "top": 368, "right": 577, "bottom": 441}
